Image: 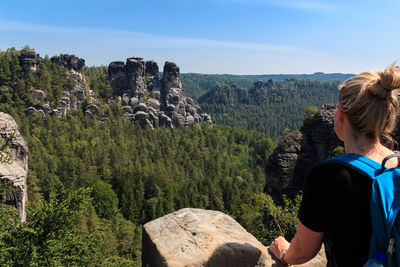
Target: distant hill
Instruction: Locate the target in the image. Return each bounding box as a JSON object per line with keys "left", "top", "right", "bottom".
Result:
{"left": 180, "top": 72, "right": 353, "bottom": 99}
{"left": 197, "top": 78, "right": 340, "bottom": 137}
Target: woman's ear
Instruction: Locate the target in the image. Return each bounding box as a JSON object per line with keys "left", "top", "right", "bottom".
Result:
{"left": 336, "top": 106, "right": 345, "bottom": 123}
{"left": 334, "top": 105, "right": 346, "bottom": 141}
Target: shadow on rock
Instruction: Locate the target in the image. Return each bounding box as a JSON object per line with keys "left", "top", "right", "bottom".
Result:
{"left": 205, "top": 242, "right": 262, "bottom": 267}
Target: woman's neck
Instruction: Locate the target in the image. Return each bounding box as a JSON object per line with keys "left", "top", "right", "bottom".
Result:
{"left": 345, "top": 140, "right": 387, "bottom": 156}
{"left": 344, "top": 132, "right": 396, "bottom": 167}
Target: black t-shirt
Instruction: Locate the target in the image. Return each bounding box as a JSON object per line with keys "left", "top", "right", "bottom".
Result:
{"left": 298, "top": 161, "right": 372, "bottom": 267}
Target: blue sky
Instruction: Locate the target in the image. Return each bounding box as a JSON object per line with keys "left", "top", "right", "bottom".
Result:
{"left": 0, "top": 0, "right": 399, "bottom": 74}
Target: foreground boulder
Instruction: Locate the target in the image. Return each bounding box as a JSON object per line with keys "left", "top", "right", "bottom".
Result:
{"left": 142, "top": 208, "right": 326, "bottom": 267}
{"left": 0, "top": 112, "right": 28, "bottom": 222}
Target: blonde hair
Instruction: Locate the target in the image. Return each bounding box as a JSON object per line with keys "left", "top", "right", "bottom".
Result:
{"left": 338, "top": 63, "right": 400, "bottom": 145}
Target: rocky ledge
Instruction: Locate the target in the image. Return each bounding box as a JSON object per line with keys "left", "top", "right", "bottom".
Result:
{"left": 0, "top": 112, "right": 28, "bottom": 222}
{"left": 142, "top": 208, "right": 326, "bottom": 267}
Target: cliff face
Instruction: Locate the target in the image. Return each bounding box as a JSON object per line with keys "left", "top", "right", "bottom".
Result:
{"left": 0, "top": 112, "right": 28, "bottom": 222}
{"left": 265, "top": 104, "right": 343, "bottom": 199}
{"left": 108, "top": 58, "right": 212, "bottom": 129}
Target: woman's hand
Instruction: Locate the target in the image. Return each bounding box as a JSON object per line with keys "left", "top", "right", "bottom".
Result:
{"left": 269, "top": 221, "right": 324, "bottom": 265}
{"left": 270, "top": 236, "right": 290, "bottom": 261}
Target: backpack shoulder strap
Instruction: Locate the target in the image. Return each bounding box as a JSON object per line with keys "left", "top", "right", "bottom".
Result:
{"left": 325, "top": 153, "right": 381, "bottom": 180}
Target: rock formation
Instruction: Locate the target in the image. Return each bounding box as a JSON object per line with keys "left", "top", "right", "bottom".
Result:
{"left": 142, "top": 208, "right": 326, "bottom": 267}
{"left": 19, "top": 50, "right": 40, "bottom": 71}
{"left": 108, "top": 58, "right": 211, "bottom": 128}
{"left": 0, "top": 112, "right": 28, "bottom": 222}
{"left": 51, "top": 54, "right": 85, "bottom": 73}
{"left": 265, "top": 104, "right": 343, "bottom": 200}
{"left": 51, "top": 54, "right": 92, "bottom": 117}
{"left": 26, "top": 53, "right": 92, "bottom": 118}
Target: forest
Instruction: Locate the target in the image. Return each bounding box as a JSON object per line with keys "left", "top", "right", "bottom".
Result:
{"left": 0, "top": 47, "right": 337, "bottom": 266}
{"left": 196, "top": 79, "right": 340, "bottom": 137}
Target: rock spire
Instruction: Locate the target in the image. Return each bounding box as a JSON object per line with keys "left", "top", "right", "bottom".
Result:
{"left": 108, "top": 58, "right": 212, "bottom": 129}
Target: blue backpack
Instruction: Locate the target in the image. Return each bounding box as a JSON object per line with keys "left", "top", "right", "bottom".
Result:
{"left": 326, "top": 153, "right": 400, "bottom": 267}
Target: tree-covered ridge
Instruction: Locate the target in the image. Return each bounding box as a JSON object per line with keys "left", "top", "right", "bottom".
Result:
{"left": 196, "top": 79, "right": 340, "bottom": 137}
{"left": 180, "top": 72, "right": 353, "bottom": 98}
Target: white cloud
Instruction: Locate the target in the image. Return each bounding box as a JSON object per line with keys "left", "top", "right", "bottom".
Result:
{"left": 0, "top": 20, "right": 360, "bottom": 74}
{"left": 0, "top": 20, "right": 319, "bottom": 53}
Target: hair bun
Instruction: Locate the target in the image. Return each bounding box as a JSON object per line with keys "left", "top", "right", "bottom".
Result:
{"left": 378, "top": 65, "right": 400, "bottom": 91}
{"left": 368, "top": 65, "right": 400, "bottom": 99}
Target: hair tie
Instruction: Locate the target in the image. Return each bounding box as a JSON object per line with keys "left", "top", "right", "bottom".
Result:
{"left": 377, "top": 80, "right": 391, "bottom": 91}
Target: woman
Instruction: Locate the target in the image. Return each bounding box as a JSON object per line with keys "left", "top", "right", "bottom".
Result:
{"left": 270, "top": 64, "right": 400, "bottom": 266}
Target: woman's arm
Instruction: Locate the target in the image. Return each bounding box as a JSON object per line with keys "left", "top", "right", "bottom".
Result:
{"left": 270, "top": 219, "right": 324, "bottom": 265}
